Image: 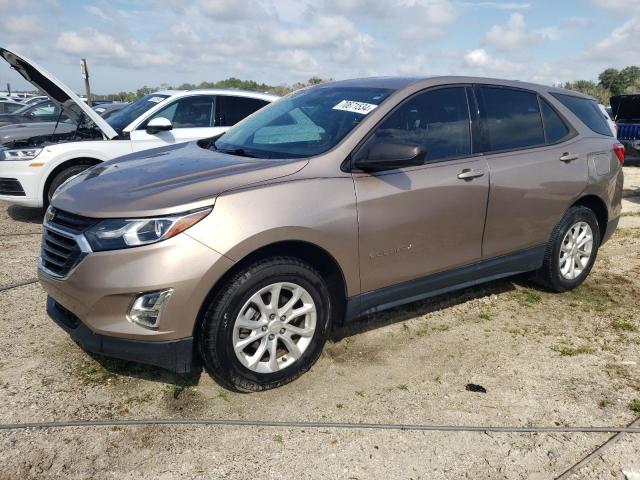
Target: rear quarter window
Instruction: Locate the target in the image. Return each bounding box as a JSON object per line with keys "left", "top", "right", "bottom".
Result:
{"left": 551, "top": 93, "right": 612, "bottom": 137}
{"left": 539, "top": 98, "right": 571, "bottom": 143}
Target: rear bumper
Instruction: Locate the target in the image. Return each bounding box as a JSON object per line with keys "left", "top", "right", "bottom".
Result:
{"left": 602, "top": 216, "right": 619, "bottom": 245}
{"left": 47, "top": 296, "right": 194, "bottom": 373}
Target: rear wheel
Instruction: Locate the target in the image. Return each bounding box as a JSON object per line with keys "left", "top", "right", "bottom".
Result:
{"left": 45, "top": 162, "right": 95, "bottom": 208}
{"left": 534, "top": 206, "right": 600, "bottom": 292}
{"left": 198, "top": 256, "right": 332, "bottom": 392}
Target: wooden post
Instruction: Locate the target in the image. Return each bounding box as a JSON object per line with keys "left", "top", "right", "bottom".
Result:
{"left": 80, "top": 58, "right": 92, "bottom": 106}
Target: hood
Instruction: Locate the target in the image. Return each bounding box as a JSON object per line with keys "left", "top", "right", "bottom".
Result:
{"left": 610, "top": 95, "right": 640, "bottom": 122}
{"left": 0, "top": 48, "right": 118, "bottom": 139}
{"left": 51, "top": 141, "right": 308, "bottom": 218}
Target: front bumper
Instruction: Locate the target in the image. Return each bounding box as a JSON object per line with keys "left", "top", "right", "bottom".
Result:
{"left": 38, "top": 230, "right": 234, "bottom": 371}
{"left": 0, "top": 160, "right": 43, "bottom": 207}
{"left": 47, "top": 296, "right": 194, "bottom": 373}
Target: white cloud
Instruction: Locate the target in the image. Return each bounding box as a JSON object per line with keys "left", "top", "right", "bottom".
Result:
{"left": 463, "top": 48, "right": 522, "bottom": 75}
{"left": 483, "top": 12, "right": 540, "bottom": 51}
{"left": 585, "top": 17, "right": 640, "bottom": 64}
{"left": 592, "top": 0, "right": 640, "bottom": 13}
{"left": 459, "top": 1, "right": 530, "bottom": 9}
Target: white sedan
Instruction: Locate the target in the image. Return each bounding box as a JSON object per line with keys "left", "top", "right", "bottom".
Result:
{"left": 0, "top": 48, "right": 278, "bottom": 208}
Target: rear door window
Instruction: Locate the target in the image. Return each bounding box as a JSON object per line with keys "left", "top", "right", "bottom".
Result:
{"left": 551, "top": 93, "right": 612, "bottom": 137}
{"left": 477, "top": 86, "right": 545, "bottom": 152}
{"left": 539, "top": 98, "right": 570, "bottom": 143}
{"left": 372, "top": 86, "right": 471, "bottom": 162}
{"left": 216, "top": 96, "right": 269, "bottom": 127}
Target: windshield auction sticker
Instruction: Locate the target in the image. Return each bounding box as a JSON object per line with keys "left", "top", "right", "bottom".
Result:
{"left": 333, "top": 100, "right": 378, "bottom": 115}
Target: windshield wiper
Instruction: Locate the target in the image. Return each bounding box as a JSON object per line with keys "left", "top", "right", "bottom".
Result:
{"left": 218, "top": 148, "right": 257, "bottom": 158}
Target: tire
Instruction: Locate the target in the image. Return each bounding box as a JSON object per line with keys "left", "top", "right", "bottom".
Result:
{"left": 534, "top": 206, "right": 601, "bottom": 292}
{"left": 45, "top": 162, "right": 95, "bottom": 208}
{"left": 198, "top": 256, "right": 332, "bottom": 392}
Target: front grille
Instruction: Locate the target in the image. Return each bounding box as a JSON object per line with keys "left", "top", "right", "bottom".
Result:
{"left": 40, "top": 228, "right": 84, "bottom": 277}
{"left": 48, "top": 208, "right": 98, "bottom": 233}
{"left": 0, "top": 177, "right": 25, "bottom": 196}
{"left": 40, "top": 209, "right": 98, "bottom": 277}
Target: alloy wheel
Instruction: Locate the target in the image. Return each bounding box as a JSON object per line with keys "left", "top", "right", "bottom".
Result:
{"left": 232, "top": 282, "right": 317, "bottom": 374}
{"left": 559, "top": 221, "right": 593, "bottom": 280}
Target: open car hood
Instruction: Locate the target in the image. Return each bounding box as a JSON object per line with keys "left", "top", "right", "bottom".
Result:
{"left": 610, "top": 94, "right": 640, "bottom": 122}
{"left": 0, "top": 48, "right": 118, "bottom": 139}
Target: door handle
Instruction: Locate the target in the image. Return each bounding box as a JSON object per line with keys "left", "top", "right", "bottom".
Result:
{"left": 457, "top": 168, "right": 485, "bottom": 180}
{"left": 559, "top": 152, "right": 579, "bottom": 162}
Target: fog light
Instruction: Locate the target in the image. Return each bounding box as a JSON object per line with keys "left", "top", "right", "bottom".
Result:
{"left": 128, "top": 289, "right": 173, "bottom": 329}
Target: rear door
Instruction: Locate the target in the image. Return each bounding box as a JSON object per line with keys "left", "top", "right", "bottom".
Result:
{"left": 130, "top": 95, "right": 220, "bottom": 151}
{"left": 353, "top": 86, "right": 490, "bottom": 293}
{"left": 476, "top": 85, "right": 588, "bottom": 258}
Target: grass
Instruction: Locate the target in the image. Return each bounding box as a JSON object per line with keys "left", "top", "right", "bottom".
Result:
{"left": 612, "top": 319, "right": 637, "bottom": 332}
{"left": 552, "top": 344, "right": 595, "bottom": 356}
{"left": 336, "top": 403, "right": 344, "bottom": 409}
{"left": 397, "top": 384, "right": 409, "bottom": 391}
{"left": 76, "top": 359, "right": 117, "bottom": 385}
{"left": 629, "top": 400, "right": 640, "bottom": 413}
{"left": 273, "top": 434, "right": 283, "bottom": 444}
{"left": 479, "top": 312, "right": 492, "bottom": 321}
{"left": 123, "top": 392, "right": 153, "bottom": 405}
{"left": 520, "top": 290, "right": 542, "bottom": 306}
{"left": 431, "top": 324, "right": 450, "bottom": 332}
{"left": 355, "top": 390, "right": 365, "bottom": 398}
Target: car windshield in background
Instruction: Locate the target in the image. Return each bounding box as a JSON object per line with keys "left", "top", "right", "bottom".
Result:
{"left": 213, "top": 86, "right": 394, "bottom": 158}
{"left": 106, "top": 94, "right": 169, "bottom": 135}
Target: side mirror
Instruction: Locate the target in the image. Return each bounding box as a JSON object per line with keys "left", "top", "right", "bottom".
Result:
{"left": 146, "top": 117, "right": 173, "bottom": 134}
{"left": 354, "top": 141, "right": 425, "bottom": 172}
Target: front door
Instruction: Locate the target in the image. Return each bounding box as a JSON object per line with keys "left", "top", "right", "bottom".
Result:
{"left": 353, "top": 86, "right": 490, "bottom": 293}
{"left": 129, "top": 95, "right": 224, "bottom": 151}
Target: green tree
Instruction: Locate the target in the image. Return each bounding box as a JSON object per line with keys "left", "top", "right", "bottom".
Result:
{"left": 564, "top": 80, "right": 611, "bottom": 104}
{"left": 598, "top": 68, "right": 623, "bottom": 95}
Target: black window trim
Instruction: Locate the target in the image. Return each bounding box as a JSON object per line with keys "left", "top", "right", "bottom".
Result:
{"left": 346, "top": 83, "right": 478, "bottom": 174}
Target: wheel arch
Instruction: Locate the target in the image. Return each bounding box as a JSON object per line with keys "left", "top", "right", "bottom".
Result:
{"left": 571, "top": 194, "right": 608, "bottom": 239}
{"left": 42, "top": 157, "right": 102, "bottom": 206}
{"left": 193, "top": 240, "right": 349, "bottom": 342}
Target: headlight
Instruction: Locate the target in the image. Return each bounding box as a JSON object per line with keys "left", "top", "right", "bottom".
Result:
{"left": 1, "top": 147, "right": 42, "bottom": 161}
{"left": 84, "top": 207, "right": 212, "bottom": 251}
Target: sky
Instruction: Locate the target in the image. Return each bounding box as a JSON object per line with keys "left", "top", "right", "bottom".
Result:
{"left": 1, "top": 0, "right": 639, "bottom": 94}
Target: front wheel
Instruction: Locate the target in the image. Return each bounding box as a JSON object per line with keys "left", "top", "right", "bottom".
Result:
{"left": 198, "top": 256, "right": 332, "bottom": 392}
{"left": 534, "top": 206, "right": 600, "bottom": 292}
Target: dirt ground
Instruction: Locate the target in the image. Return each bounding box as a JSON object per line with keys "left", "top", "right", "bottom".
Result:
{"left": 0, "top": 166, "right": 639, "bottom": 479}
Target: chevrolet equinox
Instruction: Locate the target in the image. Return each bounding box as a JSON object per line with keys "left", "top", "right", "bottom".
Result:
{"left": 39, "top": 77, "right": 624, "bottom": 391}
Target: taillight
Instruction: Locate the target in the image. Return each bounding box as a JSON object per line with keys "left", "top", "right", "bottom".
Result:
{"left": 613, "top": 143, "right": 625, "bottom": 166}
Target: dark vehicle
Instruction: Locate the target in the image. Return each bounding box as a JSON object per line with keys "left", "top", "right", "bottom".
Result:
{"left": 92, "top": 102, "right": 128, "bottom": 120}
{"left": 611, "top": 94, "right": 640, "bottom": 162}
{"left": 0, "top": 99, "right": 69, "bottom": 127}
{"left": 0, "top": 100, "right": 24, "bottom": 114}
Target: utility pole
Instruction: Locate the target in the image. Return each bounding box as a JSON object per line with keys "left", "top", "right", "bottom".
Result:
{"left": 80, "top": 58, "right": 92, "bottom": 106}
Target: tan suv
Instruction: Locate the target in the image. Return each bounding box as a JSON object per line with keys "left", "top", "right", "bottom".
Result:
{"left": 38, "top": 77, "right": 624, "bottom": 391}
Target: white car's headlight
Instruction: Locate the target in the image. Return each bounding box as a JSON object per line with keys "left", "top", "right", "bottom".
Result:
{"left": 83, "top": 207, "right": 212, "bottom": 251}
{"left": 1, "top": 147, "right": 43, "bottom": 161}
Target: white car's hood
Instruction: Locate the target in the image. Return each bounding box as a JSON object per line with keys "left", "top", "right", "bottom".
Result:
{"left": 0, "top": 48, "right": 118, "bottom": 140}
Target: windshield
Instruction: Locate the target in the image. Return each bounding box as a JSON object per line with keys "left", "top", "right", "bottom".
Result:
{"left": 106, "top": 94, "right": 169, "bottom": 134}
{"left": 13, "top": 102, "right": 40, "bottom": 115}
{"left": 213, "top": 85, "right": 394, "bottom": 158}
